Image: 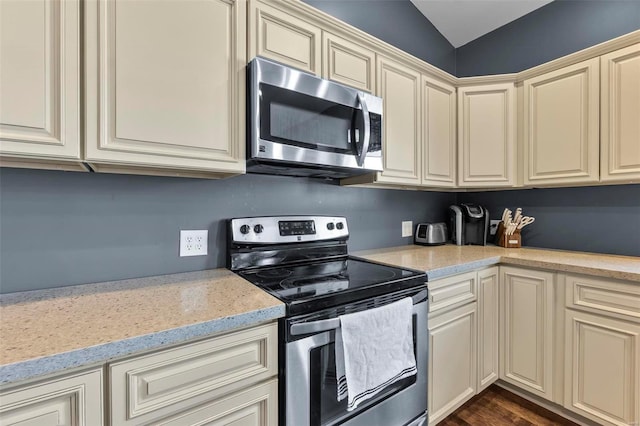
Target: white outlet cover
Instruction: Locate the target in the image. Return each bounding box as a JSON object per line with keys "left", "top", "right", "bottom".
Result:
{"left": 180, "top": 230, "right": 208, "bottom": 257}
{"left": 402, "top": 221, "right": 413, "bottom": 238}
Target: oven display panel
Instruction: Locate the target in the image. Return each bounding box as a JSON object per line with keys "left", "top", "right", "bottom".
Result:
{"left": 279, "top": 220, "right": 316, "bottom": 236}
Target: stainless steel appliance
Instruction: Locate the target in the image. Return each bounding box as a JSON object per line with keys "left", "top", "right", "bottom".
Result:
{"left": 248, "top": 57, "right": 384, "bottom": 178}
{"left": 414, "top": 222, "right": 447, "bottom": 246}
{"left": 449, "top": 204, "right": 490, "bottom": 246}
{"left": 228, "top": 216, "right": 428, "bottom": 426}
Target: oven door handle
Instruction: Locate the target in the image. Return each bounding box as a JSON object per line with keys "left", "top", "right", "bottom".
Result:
{"left": 290, "top": 289, "right": 427, "bottom": 336}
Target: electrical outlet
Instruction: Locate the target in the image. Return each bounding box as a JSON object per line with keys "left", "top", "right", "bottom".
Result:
{"left": 180, "top": 230, "right": 208, "bottom": 257}
{"left": 402, "top": 221, "right": 413, "bottom": 238}
{"left": 489, "top": 220, "right": 501, "bottom": 236}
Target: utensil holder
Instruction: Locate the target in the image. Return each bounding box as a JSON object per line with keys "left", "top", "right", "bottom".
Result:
{"left": 497, "top": 222, "right": 522, "bottom": 248}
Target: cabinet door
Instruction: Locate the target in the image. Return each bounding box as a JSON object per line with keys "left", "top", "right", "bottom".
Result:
{"left": 153, "top": 380, "right": 278, "bottom": 426}
{"left": 601, "top": 43, "right": 640, "bottom": 183}
{"left": 375, "top": 56, "right": 422, "bottom": 185}
{"left": 248, "top": 0, "right": 320, "bottom": 75}
{"left": 428, "top": 303, "right": 477, "bottom": 425}
{"left": 0, "top": 369, "right": 103, "bottom": 426}
{"left": 84, "top": 0, "right": 246, "bottom": 175}
{"left": 458, "top": 83, "right": 515, "bottom": 187}
{"left": 564, "top": 310, "right": 639, "bottom": 426}
{"left": 500, "top": 267, "right": 555, "bottom": 401}
{"left": 422, "top": 76, "right": 456, "bottom": 187}
{"left": 322, "top": 32, "right": 374, "bottom": 92}
{"left": 0, "top": 0, "right": 82, "bottom": 168}
{"left": 477, "top": 267, "right": 499, "bottom": 392}
{"left": 523, "top": 58, "right": 600, "bottom": 185}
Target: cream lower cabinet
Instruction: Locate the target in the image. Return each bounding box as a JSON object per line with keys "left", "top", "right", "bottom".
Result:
{"left": 457, "top": 83, "right": 516, "bottom": 188}
{"left": 600, "top": 43, "right": 640, "bottom": 183}
{"left": 500, "top": 266, "right": 555, "bottom": 401}
{"left": 84, "top": 0, "right": 246, "bottom": 177}
{"left": 0, "top": 369, "right": 104, "bottom": 426}
{"left": 109, "top": 323, "right": 278, "bottom": 425}
{"left": 0, "top": 0, "right": 84, "bottom": 171}
{"left": 427, "top": 271, "right": 477, "bottom": 425}
{"left": 477, "top": 267, "right": 499, "bottom": 392}
{"left": 563, "top": 273, "right": 640, "bottom": 426}
{"left": 523, "top": 58, "right": 600, "bottom": 186}
{"left": 428, "top": 303, "right": 477, "bottom": 426}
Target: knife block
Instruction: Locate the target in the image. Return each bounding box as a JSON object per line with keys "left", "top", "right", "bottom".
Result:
{"left": 496, "top": 222, "right": 522, "bottom": 248}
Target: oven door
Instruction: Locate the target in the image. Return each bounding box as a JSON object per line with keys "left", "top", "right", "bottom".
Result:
{"left": 284, "top": 287, "right": 428, "bottom": 426}
{"left": 249, "top": 57, "right": 383, "bottom": 172}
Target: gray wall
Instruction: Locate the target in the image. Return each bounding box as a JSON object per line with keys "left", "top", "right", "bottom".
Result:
{"left": 302, "top": 0, "right": 456, "bottom": 75}
{"left": 0, "top": 168, "right": 455, "bottom": 293}
{"left": 456, "top": 0, "right": 640, "bottom": 76}
{"left": 460, "top": 185, "right": 640, "bottom": 257}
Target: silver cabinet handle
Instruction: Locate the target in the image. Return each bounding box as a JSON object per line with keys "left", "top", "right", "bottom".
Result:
{"left": 290, "top": 289, "right": 427, "bottom": 336}
{"left": 356, "top": 92, "right": 370, "bottom": 167}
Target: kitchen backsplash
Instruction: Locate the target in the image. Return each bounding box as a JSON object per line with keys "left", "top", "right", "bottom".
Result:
{"left": 0, "top": 168, "right": 455, "bottom": 293}
{"left": 459, "top": 185, "right": 640, "bottom": 257}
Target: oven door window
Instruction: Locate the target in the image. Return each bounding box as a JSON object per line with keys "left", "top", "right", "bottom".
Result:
{"left": 259, "top": 83, "right": 363, "bottom": 154}
{"left": 308, "top": 335, "right": 417, "bottom": 426}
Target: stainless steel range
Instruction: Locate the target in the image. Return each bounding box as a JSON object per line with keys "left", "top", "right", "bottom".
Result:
{"left": 228, "top": 216, "right": 428, "bottom": 426}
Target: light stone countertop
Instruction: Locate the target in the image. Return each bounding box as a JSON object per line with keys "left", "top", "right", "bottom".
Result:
{"left": 353, "top": 244, "right": 640, "bottom": 282}
{"left": 0, "top": 269, "right": 284, "bottom": 386}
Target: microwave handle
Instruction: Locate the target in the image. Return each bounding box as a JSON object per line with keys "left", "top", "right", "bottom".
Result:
{"left": 356, "top": 92, "right": 371, "bottom": 167}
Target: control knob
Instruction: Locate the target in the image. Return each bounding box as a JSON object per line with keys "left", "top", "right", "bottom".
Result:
{"left": 336, "top": 222, "right": 344, "bottom": 230}
{"left": 326, "top": 223, "right": 335, "bottom": 230}
{"left": 254, "top": 224, "right": 264, "bottom": 233}
{"left": 240, "top": 225, "right": 251, "bottom": 234}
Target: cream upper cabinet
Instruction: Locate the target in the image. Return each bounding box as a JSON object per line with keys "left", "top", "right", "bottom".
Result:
{"left": 458, "top": 83, "right": 516, "bottom": 187}
{"left": 0, "top": 0, "right": 83, "bottom": 171}
{"left": 84, "top": 0, "right": 246, "bottom": 176}
{"left": 500, "top": 266, "right": 555, "bottom": 401}
{"left": 477, "top": 267, "right": 499, "bottom": 392}
{"left": 322, "top": 32, "right": 374, "bottom": 92}
{"left": 248, "top": 0, "right": 321, "bottom": 75}
{"left": 0, "top": 369, "right": 103, "bottom": 426}
{"left": 421, "top": 76, "right": 457, "bottom": 187}
{"left": 375, "top": 56, "right": 422, "bottom": 185}
{"left": 523, "top": 58, "right": 600, "bottom": 185}
{"left": 428, "top": 303, "right": 477, "bottom": 426}
{"left": 600, "top": 43, "right": 640, "bottom": 183}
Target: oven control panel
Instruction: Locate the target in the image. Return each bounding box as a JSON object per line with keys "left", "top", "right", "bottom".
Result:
{"left": 230, "top": 216, "right": 348, "bottom": 244}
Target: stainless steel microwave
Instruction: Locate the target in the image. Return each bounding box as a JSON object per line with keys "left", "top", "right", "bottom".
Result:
{"left": 247, "top": 57, "right": 383, "bottom": 179}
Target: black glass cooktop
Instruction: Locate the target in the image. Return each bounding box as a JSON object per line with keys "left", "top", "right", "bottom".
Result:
{"left": 238, "top": 257, "right": 425, "bottom": 315}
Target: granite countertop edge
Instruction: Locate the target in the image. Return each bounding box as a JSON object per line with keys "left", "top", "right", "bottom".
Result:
{"left": 0, "top": 304, "right": 285, "bottom": 387}
{"left": 424, "top": 256, "right": 503, "bottom": 280}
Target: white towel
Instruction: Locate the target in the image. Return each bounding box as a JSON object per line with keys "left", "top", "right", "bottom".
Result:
{"left": 335, "top": 297, "right": 417, "bottom": 411}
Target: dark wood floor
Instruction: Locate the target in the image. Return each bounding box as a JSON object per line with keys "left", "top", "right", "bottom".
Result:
{"left": 438, "top": 385, "right": 578, "bottom": 426}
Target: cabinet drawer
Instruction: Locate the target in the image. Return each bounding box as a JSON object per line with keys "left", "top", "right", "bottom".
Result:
{"left": 0, "top": 369, "right": 103, "bottom": 426}
{"left": 109, "top": 323, "right": 277, "bottom": 425}
{"left": 565, "top": 274, "right": 640, "bottom": 322}
{"left": 153, "top": 379, "right": 278, "bottom": 426}
{"left": 428, "top": 271, "right": 477, "bottom": 314}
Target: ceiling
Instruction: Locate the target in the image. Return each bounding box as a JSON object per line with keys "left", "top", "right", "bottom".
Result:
{"left": 410, "top": 0, "right": 553, "bottom": 48}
